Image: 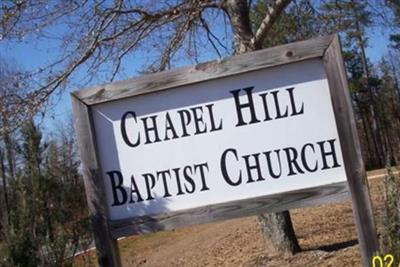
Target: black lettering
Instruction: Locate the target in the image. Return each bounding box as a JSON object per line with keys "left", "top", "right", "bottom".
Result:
{"left": 230, "top": 87, "right": 260, "bottom": 126}
{"left": 259, "top": 92, "right": 273, "bottom": 121}
{"left": 164, "top": 112, "right": 179, "bottom": 141}
{"left": 271, "top": 90, "right": 288, "bottom": 119}
{"left": 107, "top": 170, "right": 127, "bottom": 206}
{"left": 177, "top": 109, "right": 192, "bottom": 137}
{"left": 142, "top": 115, "right": 161, "bottom": 144}
{"left": 287, "top": 87, "right": 304, "bottom": 116}
{"left": 172, "top": 168, "right": 185, "bottom": 195}
{"left": 206, "top": 104, "right": 223, "bottom": 132}
{"left": 301, "top": 143, "right": 318, "bottom": 172}
{"left": 120, "top": 111, "right": 140, "bottom": 147}
{"left": 220, "top": 148, "right": 242, "bottom": 186}
{"left": 242, "top": 153, "right": 265, "bottom": 183}
{"left": 263, "top": 150, "right": 282, "bottom": 179}
{"left": 194, "top": 163, "right": 210, "bottom": 191}
{"left": 317, "top": 139, "right": 341, "bottom": 170}
{"left": 183, "top": 166, "right": 195, "bottom": 193}
{"left": 157, "top": 170, "right": 172, "bottom": 198}
{"left": 142, "top": 173, "right": 156, "bottom": 200}
{"left": 283, "top": 147, "right": 304, "bottom": 176}
{"left": 191, "top": 106, "right": 207, "bottom": 135}
{"left": 130, "top": 175, "right": 144, "bottom": 203}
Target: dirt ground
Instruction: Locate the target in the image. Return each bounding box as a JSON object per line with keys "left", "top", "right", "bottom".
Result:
{"left": 75, "top": 171, "right": 397, "bottom": 267}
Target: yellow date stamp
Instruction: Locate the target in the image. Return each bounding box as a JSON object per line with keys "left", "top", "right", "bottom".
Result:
{"left": 372, "top": 254, "right": 399, "bottom": 267}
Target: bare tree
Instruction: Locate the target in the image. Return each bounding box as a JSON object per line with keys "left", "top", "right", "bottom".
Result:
{"left": 0, "top": 58, "right": 25, "bottom": 229}
{"left": 1, "top": 0, "right": 300, "bottom": 254}
{"left": 223, "top": 0, "right": 299, "bottom": 255}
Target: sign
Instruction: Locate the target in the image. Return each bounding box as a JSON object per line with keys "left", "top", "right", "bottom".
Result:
{"left": 93, "top": 58, "right": 346, "bottom": 221}
{"left": 71, "top": 35, "right": 378, "bottom": 267}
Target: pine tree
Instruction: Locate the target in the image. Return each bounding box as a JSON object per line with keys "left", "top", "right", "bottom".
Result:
{"left": 251, "top": 0, "right": 324, "bottom": 48}
{"left": 6, "top": 119, "right": 45, "bottom": 266}
{"left": 386, "top": 0, "right": 400, "bottom": 48}
{"left": 2, "top": 119, "right": 92, "bottom": 266}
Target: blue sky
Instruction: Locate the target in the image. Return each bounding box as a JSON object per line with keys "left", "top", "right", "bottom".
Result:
{"left": 0, "top": 22, "right": 394, "bottom": 134}
{"left": 366, "top": 27, "right": 392, "bottom": 62}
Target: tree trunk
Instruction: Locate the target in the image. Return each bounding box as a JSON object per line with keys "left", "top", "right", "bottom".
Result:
{"left": 2, "top": 115, "right": 16, "bottom": 182}
{"left": 224, "top": 0, "right": 300, "bottom": 256}
{"left": 224, "top": 0, "right": 255, "bottom": 54}
{"left": 0, "top": 148, "right": 10, "bottom": 226}
{"left": 258, "top": 211, "right": 300, "bottom": 255}
{"left": 353, "top": 12, "right": 384, "bottom": 167}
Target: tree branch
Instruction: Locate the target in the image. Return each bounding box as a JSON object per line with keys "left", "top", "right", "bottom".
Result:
{"left": 252, "top": 0, "right": 292, "bottom": 49}
{"left": 224, "top": 0, "right": 254, "bottom": 54}
{"left": 199, "top": 15, "right": 227, "bottom": 58}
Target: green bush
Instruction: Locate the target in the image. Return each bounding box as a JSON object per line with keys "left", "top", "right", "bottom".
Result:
{"left": 380, "top": 166, "right": 400, "bottom": 255}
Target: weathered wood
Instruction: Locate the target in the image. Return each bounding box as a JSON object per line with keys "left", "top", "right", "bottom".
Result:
{"left": 71, "top": 95, "right": 121, "bottom": 267}
{"left": 323, "top": 35, "right": 379, "bottom": 267}
{"left": 110, "top": 182, "right": 349, "bottom": 239}
{"left": 71, "top": 34, "right": 379, "bottom": 266}
{"left": 72, "top": 35, "right": 334, "bottom": 106}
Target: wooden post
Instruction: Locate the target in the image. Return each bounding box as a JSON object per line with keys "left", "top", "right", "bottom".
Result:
{"left": 70, "top": 35, "right": 379, "bottom": 267}
{"left": 323, "top": 35, "right": 379, "bottom": 267}
{"left": 71, "top": 95, "right": 122, "bottom": 267}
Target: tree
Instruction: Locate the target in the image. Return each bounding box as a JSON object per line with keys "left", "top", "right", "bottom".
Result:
{"left": 1, "top": 118, "right": 92, "bottom": 266}
{"left": 380, "top": 165, "right": 400, "bottom": 256}
{"left": 5, "top": 119, "right": 45, "bottom": 266}
{"left": 385, "top": 0, "right": 400, "bottom": 48}
{"left": 1, "top": 0, "right": 304, "bottom": 257}
{"left": 7, "top": 0, "right": 400, "bottom": 260}
{"left": 3, "top": 1, "right": 400, "bottom": 264}
{"left": 251, "top": 0, "right": 325, "bottom": 48}
{"left": 0, "top": 58, "right": 24, "bottom": 234}
{"left": 0, "top": 0, "right": 293, "bottom": 125}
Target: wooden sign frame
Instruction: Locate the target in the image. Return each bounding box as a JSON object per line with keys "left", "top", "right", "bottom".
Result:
{"left": 71, "top": 35, "right": 378, "bottom": 267}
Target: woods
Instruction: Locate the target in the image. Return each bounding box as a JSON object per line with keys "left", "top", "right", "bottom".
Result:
{"left": 0, "top": 117, "right": 92, "bottom": 266}
{"left": 1, "top": 0, "right": 400, "bottom": 266}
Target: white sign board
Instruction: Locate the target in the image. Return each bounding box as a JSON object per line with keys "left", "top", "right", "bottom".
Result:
{"left": 91, "top": 59, "right": 347, "bottom": 221}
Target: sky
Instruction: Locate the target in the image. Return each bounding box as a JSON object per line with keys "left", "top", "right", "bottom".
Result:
{"left": 0, "top": 16, "right": 395, "bottom": 135}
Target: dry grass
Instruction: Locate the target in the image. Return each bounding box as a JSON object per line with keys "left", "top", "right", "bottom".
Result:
{"left": 74, "top": 174, "right": 398, "bottom": 267}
